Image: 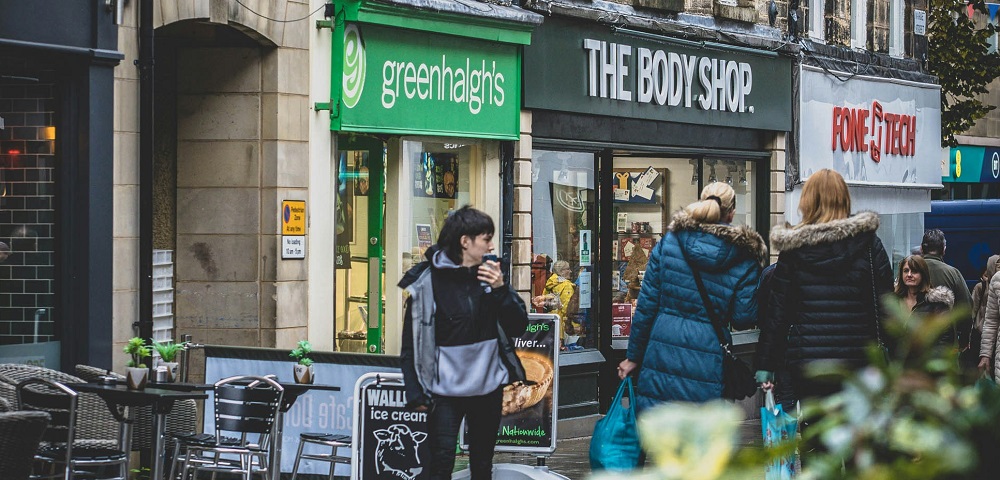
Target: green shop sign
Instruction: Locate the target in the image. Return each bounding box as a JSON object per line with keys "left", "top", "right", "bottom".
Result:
{"left": 523, "top": 16, "right": 793, "bottom": 131}
{"left": 943, "top": 145, "right": 1000, "bottom": 183}
{"left": 320, "top": 0, "right": 533, "bottom": 140}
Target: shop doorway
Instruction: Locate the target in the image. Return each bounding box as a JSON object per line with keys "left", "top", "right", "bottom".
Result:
{"left": 335, "top": 135, "right": 386, "bottom": 353}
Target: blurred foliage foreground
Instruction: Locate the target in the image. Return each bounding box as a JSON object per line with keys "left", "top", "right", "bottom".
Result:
{"left": 593, "top": 303, "right": 1000, "bottom": 480}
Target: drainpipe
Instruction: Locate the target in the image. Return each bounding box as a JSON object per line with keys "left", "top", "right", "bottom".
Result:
{"left": 137, "top": 0, "right": 154, "bottom": 341}
{"left": 501, "top": 142, "right": 514, "bottom": 279}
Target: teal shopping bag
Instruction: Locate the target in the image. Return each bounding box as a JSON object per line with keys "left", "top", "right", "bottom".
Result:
{"left": 590, "top": 377, "right": 641, "bottom": 470}
{"left": 762, "top": 390, "right": 799, "bottom": 480}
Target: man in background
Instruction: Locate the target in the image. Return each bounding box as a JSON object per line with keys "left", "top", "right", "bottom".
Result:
{"left": 921, "top": 229, "right": 974, "bottom": 366}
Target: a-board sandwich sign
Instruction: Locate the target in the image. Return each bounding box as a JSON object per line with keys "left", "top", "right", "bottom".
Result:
{"left": 353, "top": 372, "right": 430, "bottom": 480}
{"left": 462, "top": 313, "right": 561, "bottom": 454}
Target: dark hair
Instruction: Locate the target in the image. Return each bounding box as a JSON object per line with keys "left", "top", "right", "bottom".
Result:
{"left": 921, "top": 229, "right": 947, "bottom": 255}
{"left": 894, "top": 255, "right": 932, "bottom": 297}
{"left": 436, "top": 205, "right": 494, "bottom": 264}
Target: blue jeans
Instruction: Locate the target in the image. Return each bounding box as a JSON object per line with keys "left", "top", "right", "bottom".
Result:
{"left": 426, "top": 388, "right": 503, "bottom": 479}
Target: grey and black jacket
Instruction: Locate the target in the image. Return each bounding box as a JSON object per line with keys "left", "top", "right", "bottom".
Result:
{"left": 399, "top": 246, "right": 528, "bottom": 408}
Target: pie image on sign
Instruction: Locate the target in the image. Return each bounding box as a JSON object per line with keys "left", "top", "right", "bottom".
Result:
{"left": 502, "top": 351, "right": 554, "bottom": 416}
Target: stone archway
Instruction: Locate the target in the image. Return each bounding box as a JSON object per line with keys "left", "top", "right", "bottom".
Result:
{"left": 152, "top": 0, "right": 310, "bottom": 349}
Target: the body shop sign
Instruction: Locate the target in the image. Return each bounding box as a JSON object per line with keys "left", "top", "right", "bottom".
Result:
{"left": 799, "top": 65, "right": 942, "bottom": 187}
{"left": 523, "top": 16, "right": 792, "bottom": 131}
{"left": 334, "top": 22, "right": 521, "bottom": 140}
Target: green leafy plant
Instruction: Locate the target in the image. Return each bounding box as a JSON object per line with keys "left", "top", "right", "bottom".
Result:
{"left": 130, "top": 466, "right": 150, "bottom": 480}
{"left": 124, "top": 337, "right": 151, "bottom": 368}
{"left": 289, "top": 340, "right": 314, "bottom": 367}
{"left": 151, "top": 340, "right": 184, "bottom": 363}
{"left": 928, "top": 0, "right": 1000, "bottom": 146}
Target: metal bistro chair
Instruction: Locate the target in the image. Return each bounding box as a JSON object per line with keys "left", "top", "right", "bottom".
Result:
{"left": 289, "top": 432, "right": 352, "bottom": 480}
{"left": 17, "top": 378, "right": 128, "bottom": 480}
{"left": 0, "top": 410, "right": 50, "bottom": 480}
{"left": 178, "top": 375, "right": 284, "bottom": 480}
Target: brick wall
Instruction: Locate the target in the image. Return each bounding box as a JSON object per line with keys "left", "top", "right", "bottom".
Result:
{"left": 0, "top": 60, "right": 57, "bottom": 345}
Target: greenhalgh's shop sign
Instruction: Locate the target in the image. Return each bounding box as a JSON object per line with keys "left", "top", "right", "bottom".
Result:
{"left": 321, "top": 0, "right": 539, "bottom": 140}
{"left": 524, "top": 16, "right": 792, "bottom": 132}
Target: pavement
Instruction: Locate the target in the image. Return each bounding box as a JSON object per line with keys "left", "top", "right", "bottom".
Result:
{"left": 453, "top": 418, "right": 765, "bottom": 479}
{"left": 455, "top": 437, "right": 593, "bottom": 479}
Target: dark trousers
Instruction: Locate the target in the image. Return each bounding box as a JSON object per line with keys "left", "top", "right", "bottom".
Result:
{"left": 427, "top": 388, "right": 503, "bottom": 480}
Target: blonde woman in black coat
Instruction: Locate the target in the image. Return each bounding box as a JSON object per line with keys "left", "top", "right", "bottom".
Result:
{"left": 754, "top": 169, "right": 894, "bottom": 408}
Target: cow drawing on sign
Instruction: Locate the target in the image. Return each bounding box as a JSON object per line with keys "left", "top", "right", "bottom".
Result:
{"left": 373, "top": 424, "right": 427, "bottom": 480}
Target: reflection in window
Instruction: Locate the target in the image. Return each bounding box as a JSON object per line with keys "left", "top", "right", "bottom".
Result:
{"left": 531, "top": 151, "right": 596, "bottom": 352}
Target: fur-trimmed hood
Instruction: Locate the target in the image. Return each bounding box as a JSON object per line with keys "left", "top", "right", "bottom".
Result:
{"left": 770, "top": 211, "right": 880, "bottom": 252}
{"left": 768, "top": 211, "right": 881, "bottom": 270}
{"left": 924, "top": 286, "right": 955, "bottom": 309}
{"left": 669, "top": 209, "right": 768, "bottom": 268}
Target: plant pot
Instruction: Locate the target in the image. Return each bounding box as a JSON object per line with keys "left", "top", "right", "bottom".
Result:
{"left": 158, "top": 361, "right": 179, "bottom": 383}
{"left": 293, "top": 364, "right": 314, "bottom": 384}
{"left": 126, "top": 367, "right": 149, "bottom": 390}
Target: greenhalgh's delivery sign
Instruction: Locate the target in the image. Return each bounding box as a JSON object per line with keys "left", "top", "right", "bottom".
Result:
{"left": 333, "top": 23, "right": 522, "bottom": 140}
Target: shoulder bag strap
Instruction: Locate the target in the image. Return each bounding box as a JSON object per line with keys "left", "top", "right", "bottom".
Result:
{"left": 678, "top": 241, "right": 733, "bottom": 353}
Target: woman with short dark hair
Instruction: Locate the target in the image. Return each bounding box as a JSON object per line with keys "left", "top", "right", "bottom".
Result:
{"left": 399, "top": 205, "right": 528, "bottom": 479}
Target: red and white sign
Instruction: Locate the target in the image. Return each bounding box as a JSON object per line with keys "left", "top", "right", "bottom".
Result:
{"left": 831, "top": 101, "right": 917, "bottom": 162}
{"left": 611, "top": 303, "right": 632, "bottom": 338}
{"left": 799, "top": 65, "right": 941, "bottom": 187}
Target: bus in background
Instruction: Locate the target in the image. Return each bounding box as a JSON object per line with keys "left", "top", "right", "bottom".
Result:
{"left": 924, "top": 200, "right": 1000, "bottom": 290}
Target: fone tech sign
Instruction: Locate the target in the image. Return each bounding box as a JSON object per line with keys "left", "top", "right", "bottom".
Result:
{"left": 334, "top": 23, "right": 522, "bottom": 140}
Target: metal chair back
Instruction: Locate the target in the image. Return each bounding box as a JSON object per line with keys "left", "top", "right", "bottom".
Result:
{"left": 17, "top": 378, "right": 79, "bottom": 467}
{"left": 213, "top": 375, "right": 284, "bottom": 449}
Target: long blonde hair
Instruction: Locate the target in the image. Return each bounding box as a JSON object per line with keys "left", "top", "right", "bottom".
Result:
{"left": 798, "top": 169, "right": 851, "bottom": 225}
{"left": 685, "top": 182, "right": 736, "bottom": 224}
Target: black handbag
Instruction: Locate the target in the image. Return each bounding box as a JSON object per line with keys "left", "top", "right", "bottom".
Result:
{"left": 680, "top": 244, "right": 757, "bottom": 400}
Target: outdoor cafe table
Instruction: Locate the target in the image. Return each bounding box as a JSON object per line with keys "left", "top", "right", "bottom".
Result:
{"left": 66, "top": 383, "right": 208, "bottom": 480}
{"left": 154, "top": 381, "right": 342, "bottom": 480}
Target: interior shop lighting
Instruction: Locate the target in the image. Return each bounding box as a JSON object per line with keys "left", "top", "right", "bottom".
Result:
{"left": 690, "top": 159, "right": 700, "bottom": 185}
{"left": 708, "top": 166, "right": 718, "bottom": 184}
{"left": 739, "top": 168, "right": 748, "bottom": 185}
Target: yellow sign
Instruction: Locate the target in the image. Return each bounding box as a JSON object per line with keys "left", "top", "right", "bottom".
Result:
{"left": 282, "top": 200, "right": 306, "bottom": 235}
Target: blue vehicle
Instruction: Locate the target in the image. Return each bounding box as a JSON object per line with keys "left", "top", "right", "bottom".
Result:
{"left": 924, "top": 200, "right": 1000, "bottom": 289}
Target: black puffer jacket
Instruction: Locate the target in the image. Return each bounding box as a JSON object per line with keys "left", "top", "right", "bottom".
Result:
{"left": 755, "top": 211, "right": 894, "bottom": 376}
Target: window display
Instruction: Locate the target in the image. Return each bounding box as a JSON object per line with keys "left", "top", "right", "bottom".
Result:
{"left": 610, "top": 156, "right": 757, "bottom": 346}
{"left": 531, "top": 151, "right": 596, "bottom": 351}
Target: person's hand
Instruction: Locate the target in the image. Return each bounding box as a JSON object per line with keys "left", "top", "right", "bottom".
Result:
{"left": 478, "top": 260, "right": 504, "bottom": 288}
{"left": 618, "top": 359, "right": 638, "bottom": 380}
{"left": 413, "top": 404, "right": 429, "bottom": 412}
{"left": 760, "top": 381, "right": 775, "bottom": 391}
{"left": 979, "top": 356, "right": 991, "bottom": 372}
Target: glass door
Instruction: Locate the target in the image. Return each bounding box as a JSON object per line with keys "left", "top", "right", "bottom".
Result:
{"left": 335, "top": 135, "right": 386, "bottom": 353}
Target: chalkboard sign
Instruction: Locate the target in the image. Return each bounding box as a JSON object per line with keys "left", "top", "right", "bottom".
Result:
{"left": 353, "top": 373, "right": 430, "bottom": 480}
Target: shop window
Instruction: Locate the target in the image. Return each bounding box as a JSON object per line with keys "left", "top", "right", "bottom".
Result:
{"left": 531, "top": 150, "right": 596, "bottom": 352}
{"left": 377, "top": 138, "right": 499, "bottom": 355}
{"left": 608, "top": 156, "right": 758, "bottom": 349}
{"left": 0, "top": 70, "right": 58, "bottom": 363}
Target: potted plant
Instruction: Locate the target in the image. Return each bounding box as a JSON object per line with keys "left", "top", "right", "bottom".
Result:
{"left": 123, "top": 337, "right": 152, "bottom": 390}
{"left": 289, "top": 340, "right": 315, "bottom": 384}
{"left": 152, "top": 340, "right": 184, "bottom": 383}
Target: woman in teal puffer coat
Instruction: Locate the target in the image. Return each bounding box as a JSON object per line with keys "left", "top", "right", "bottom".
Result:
{"left": 618, "top": 182, "right": 767, "bottom": 412}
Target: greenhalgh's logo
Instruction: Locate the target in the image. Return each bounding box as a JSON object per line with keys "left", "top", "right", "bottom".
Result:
{"left": 343, "top": 24, "right": 366, "bottom": 109}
